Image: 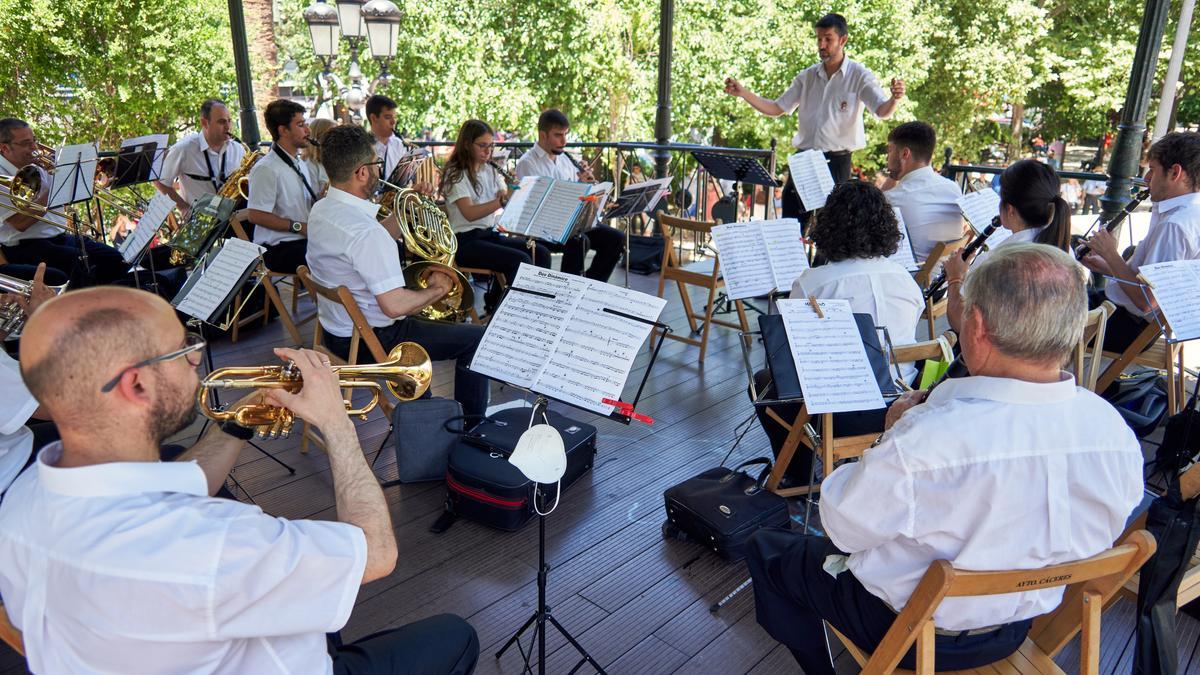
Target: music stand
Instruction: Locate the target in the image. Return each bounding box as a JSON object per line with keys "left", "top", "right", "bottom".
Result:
{"left": 110, "top": 141, "right": 166, "bottom": 188}
{"left": 691, "top": 151, "right": 779, "bottom": 224}
{"left": 46, "top": 144, "right": 100, "bottom": 281}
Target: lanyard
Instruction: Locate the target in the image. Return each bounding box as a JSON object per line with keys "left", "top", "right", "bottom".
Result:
{"left": 272, "top": 144, "right": 317, "bottom": 201}
{"left": 198, "top": 136, "right": 228, "bottom": 192}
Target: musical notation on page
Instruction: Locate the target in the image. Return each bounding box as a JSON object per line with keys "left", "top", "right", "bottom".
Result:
{"left": 711, "top": 222, "right": 775, "bottom": 300}
{"left": 1137, "top": 260, "right": 1200, "bottom": 342}
{"left": 787, "top": 150, "right": 835, "bottom": 211}
{"left": 887, "top": 208, "right": 919, "bottom": 272}
{"left": 957, "top": 190, "right": 1010, "bottom": 247}
{"left": 174, "top": 238, "right": 263, "bottom": 322}
{"left": 759, "top": 218, "right": 809, "bottom": 290}
{"left": 120, "top": 192, "right": 176, "bottom": 264}
{"left": 777, "top": 298, "right": 885, "bottom": 414}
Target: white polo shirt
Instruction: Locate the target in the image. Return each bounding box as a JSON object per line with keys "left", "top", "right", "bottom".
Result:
{"left": 773, "top": 57, "right": 891, "bottom": 152}
{"left": 820, "top": 373, "right": 1143, "bottom": 631}
{"left": 158, "top": 132, "right": 246, "bottom": 207}
{"left": 885, "top": 166, "right": 965, "bottom": 261}
{"left": 1106, "top": 191, "right": 1200, "bottom": 315}
{"left": 0, "top": 154, "right": 65, "bottom": 246}
{"left": 307, "top": 187, "right": 406, "bottom": 337}
{"left": 789, "top": 257, "right": 924, "bottom": 382}
{"left": 444, "top": 167, "right": 506, "bottom": 234}
{"left": 245, "top": 146, "right": 315, "bottom": 247}
{"left": 374, "top": 134, "right": 407, "bottom": 181}
{"left": 0, "top": 442, "right": 367, "bottom": 674}
{"left": 515, "top": 143, "right": 577, "bottom": 182}
{"left": 0, "top": 351, "right": 35, "bottom": 494}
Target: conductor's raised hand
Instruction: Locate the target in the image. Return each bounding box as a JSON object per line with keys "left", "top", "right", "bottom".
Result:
{"left": 264, "top": 348, "right": 351, "bottom": 434}
{"left": 724, "top": 77, "right": 747, "bottom": 98}
{"left": 890, "top": 78, "right": 906, "bottom": 100}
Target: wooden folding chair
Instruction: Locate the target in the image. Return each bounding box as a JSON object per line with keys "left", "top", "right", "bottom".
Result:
{"left": 830, "top": 530, "right": 1155, "bottom": 674}
{"left": 1073, "top": 304, "right": 1110, "bottom": 392}
{"left": 456, "top": 266, "right": 505, "bottom": 324}
{"left": 0, "top": 601, "right": 23, "bottom": 656}
{"left": 651, "top": 213, "right": 751, "bottom": 362}
{"left": 227, "top": 219, "right": 312, "bottom": 346}
{"left": 1095, "top": 316, "right": 1187, "bottom": 414}
{"left": 915, "top": 234, "right": 972, "bottom": 339}
{"left": 295, "top": 265, "right": 396, "bottom": 455}
{"left": 765, "top": 333, "right": 957, "bottom": 498}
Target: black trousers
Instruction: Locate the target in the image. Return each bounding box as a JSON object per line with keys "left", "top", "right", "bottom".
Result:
{"left": 455, "top": 228, "right": 551, "bottom": 310}
{"left": 330, "top": 614, "right": 479, "bottom": 675}
{"left": 781, "top": 151, "right": 853, "bottom": 226}
{"left": 323, "top": 317, "right": 489, "bottom": 418}
{"left": 546, "top": 225, "right": 626, "bottom": 282}
{"left": 746, "top": 530, "right": 1032, "bottom": 675}
{"left": 1, "top": 234, "right": 180, "bottom": 297}
{"left": 262, "top": 238, "right": 309, "bottom": 275}
{"left": 0, "top": 263, "right": 69, "bottom": 287}
{"left": 1088, "top": 289, "right": 1155, "bottom": 354}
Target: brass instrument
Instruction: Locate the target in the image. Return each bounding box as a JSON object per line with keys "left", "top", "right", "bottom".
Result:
{"left": 388, "top": 188, "right": 475, "bottom": 322}
{"left": 198, "top": 342, "right": 433, "bottom": 439}
{"left": 169, "top": 141, "right": 266, "bottom": 263}
{"left": 0, "top": 272, "right": 67, "bottom": 336}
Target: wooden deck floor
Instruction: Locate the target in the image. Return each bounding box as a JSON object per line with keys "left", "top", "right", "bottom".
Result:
{"left": 2, "top": 265, "right": 1199, "bottom": 674}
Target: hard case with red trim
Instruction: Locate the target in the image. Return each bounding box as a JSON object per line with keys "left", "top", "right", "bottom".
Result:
{"left": 440, "top": 408, "right": 597, "bottom": 532}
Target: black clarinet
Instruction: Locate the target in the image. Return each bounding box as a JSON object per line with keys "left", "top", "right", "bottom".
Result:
{"left": 924, "top": 215, "right": 1002, "bottom": 300}
{"left": 489, "top": 160, "right": 516, "bottom": 186}
{"left": 1074, "top": 188, "right": 1150, "bottom": 259}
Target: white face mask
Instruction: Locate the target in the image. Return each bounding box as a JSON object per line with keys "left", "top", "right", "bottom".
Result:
{"left": 508, "top": 424, "right": 566, "bottom": 484}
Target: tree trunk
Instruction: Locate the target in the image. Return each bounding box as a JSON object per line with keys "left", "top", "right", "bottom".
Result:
{"left": 243, "top": 0, "right": 278, "bottom": 116}
{"left": 1009, "top": 102, "right": 1025, "bottom": 160}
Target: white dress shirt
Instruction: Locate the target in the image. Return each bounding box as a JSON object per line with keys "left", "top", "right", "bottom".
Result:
{"left": 444, "top": 167, "right": 507, "bottom": 234}
{"left": 0, "top": 442, "right": 367, "bottom": 674}
{"left": 303, "top": 156, "right": 330, "bottom": 197}
{"left": 0, "top": 351, "right": 35, "bottom": 494}
{"left": 1106, "top": 192, "right": 1200, "bottom": 315}
{"left": 245, "top": 147, "right": 315, "bottom": 247}
{"left": 373, "top": 135, "right": 407, "bottom": 181}
{"left": 789, "top": 257, "right": 924, "bottom": 382}
{"left": 773, "top": 58, "right": 891, "bottom": 152}
{"left": 884, "top": 166, "right": 965, "bottom": 261}
{"left": 158, "top": 132, "right": 246, "bottom": 207}
{"left": 515, "top": 143, "right": 577, "bottom": 182}
{"left": 307, "top": 187, "right": 407, "bottom": 337}
{"left": 820, "top": 373, "right": 1143, "bottom": 631}
{"left": 0, "top": 154, "right": 65, "bottom": 246}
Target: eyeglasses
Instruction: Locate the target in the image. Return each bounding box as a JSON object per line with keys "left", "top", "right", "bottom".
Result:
{"left": 100, "top": 332, "right": 207, "bottom": 393}
{"left": 474, "top": 142, "right": 495, "bottom": 151}
{"left": 360, "top": 158, "right": 385, "bottom": 173}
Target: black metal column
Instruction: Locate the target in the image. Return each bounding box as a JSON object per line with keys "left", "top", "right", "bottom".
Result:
{"left": 1101, "top": 0, "right": 1170, "bottom": 222}
{"left": 653, "top": 0, "right": 674, "bottom": 178}
{"left": 229, "top": 0, "right": 262, "bottom": 146}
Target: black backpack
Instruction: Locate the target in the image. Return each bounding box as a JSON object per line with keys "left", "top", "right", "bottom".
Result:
{"left": 1154, "top": 376, "right": 1200, "bottom": 478}
{"left": 1102, "top": 371, "right": 1169, "bottom": 438}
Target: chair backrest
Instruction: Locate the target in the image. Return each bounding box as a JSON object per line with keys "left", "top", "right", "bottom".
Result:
{"left": 295, "top": 265, "right": 389, "bottom": 364}
{"left": 658, "top": 212, "right": 717, "bottom": 236}
{"left": 890, "top": 332, "right": 957, "bottom": 366}
{"left": 0, "top": 601, "right": 23, "bottom": 656}
{"left": 914, "top": 234, "right": 972, "bottom": 290}
{"left": 862, "top": 530, "right": 1157, "bottom": 674}
{"left": 656, "top": 213, "right": 721, "bottom": 279}
{"left": 1074, "top": 304, "right": 1110, "bottom": 392}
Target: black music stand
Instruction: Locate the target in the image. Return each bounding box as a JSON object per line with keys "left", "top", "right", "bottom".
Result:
{"left": 47, "top": 146, "right": 100, "bottom": 283}
{"left": 110, "top": 142, "right": 165, "bottom": 188}
{"left": 691, "top": 151, "right": 779, "bottom": 224}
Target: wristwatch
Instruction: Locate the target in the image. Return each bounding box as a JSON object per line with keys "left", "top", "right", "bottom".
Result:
{"left": 290, "top": 221, "right": 303, "bottom": 233}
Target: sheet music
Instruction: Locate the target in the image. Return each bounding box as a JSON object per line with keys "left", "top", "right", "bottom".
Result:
{"left": 608, "top": 177, "right": 672, "bottom": 219}
{"left": 957, "top": 190, "right": 1009, "bottom": 247}
{"left": 48, "top": 143, "right": 98, "bottom": 208}
{"left": 120, "top": 134, "right": 169, "bottom": 181}
{"left": 787, "top": 150, "right": 835, "bottom": 211}
{"left": 711, "top": 221, "right": 776, "bottom": 300}
{"left": 469, "top": 265, "right": 587, "bottom": 389}
{"left": 588, "top": 181, "right": 613, "bottom": 218}
{"left": 887, "top": 208, "right": 919, "bottom": 271}
{"left": 759, "top": 218, "right": 810, "bottom": 289}
{"left": 498, "top": 176, "right": 543, "bottom": 231}
{"left": 777, "top": 298, "right": 886, "bottom": 414}
{"left": 1138, "top": 260, "right": 1200, "bottom": 341}
{"left": 119, "top": 192, "right": 175, "bottom": 264}
{"left": 174, "top": 238, "right": 263, "bottom": 322}
{"left": 524, "top": 180, "right": 590, "bottom": 242}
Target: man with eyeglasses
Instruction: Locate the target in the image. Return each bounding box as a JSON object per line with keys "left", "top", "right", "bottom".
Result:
{"left": 0, "top": 286, "right": 479, "bottom": 673}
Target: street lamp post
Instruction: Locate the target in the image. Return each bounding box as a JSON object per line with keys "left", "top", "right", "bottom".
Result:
{"left": 303, "top": 0, "right": 401, "bottom": 119}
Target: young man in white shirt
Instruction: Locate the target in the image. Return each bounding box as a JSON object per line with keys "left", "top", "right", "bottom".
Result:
{"left": 306, "top": 124, "right": 491, "bottom": 417}
{"left": 724, "top": 13, "right": 904, "bottom": 220}
{"left": 1081, "top": 131, "right": 1200, "bottom": 352}
{"left": 0, "top": 286, "right": 479, "bottom": 674}
{"left": 882, "top": 121, "right": 966, "bottom": 261}
{"left": 365, "top": 94, "right": 407, "bottom": 181}
{"left": 746, "top": 243, "right": 1143, "bottom": 674}
{"left": 154, "top": 99, "right": 246, "bottom": 218}
{"left": 244, "top": 99, "right": 318, "bottom": 274}
{"left": 514, "top": 109, "right": 626, "bottom": 282}
{"left": 1082, "top": 173, "right": 1106, "bottom": 215}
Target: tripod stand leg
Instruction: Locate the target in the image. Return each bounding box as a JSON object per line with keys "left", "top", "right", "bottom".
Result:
{"left": 495, "top": 611, "right": 538, "bottom": 659}
{"left": 248, "top": 440, "right": 296, "bottom": 474}
{"left": 546, "top": 614, "right": 607, "bottom": 675}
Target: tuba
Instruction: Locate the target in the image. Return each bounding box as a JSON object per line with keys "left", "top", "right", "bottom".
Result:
{"left": 198, "top": 342, "right": 432, "bottom": 439}
{"left": 0, "top": 272, "right": 68, "bottom": 337}
{"left": 388, "top": 189, "right": 475, "bottom": 322}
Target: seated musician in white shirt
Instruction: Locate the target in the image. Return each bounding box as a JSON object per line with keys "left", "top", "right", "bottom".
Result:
{"left": 751, "top": 181, "right": 922, "bottom": 485}
{"left": 244, "top": 99, "right": 318, "bottom": 275}
{"left": 307, "top": 124, "right": 491, "bottom": 418}
{"left": 366, "top": 95, "right": 407, "bottom": 181}
{"left": 746, "top": 243, "right": 1143, "bottom": 675}
{"left": 514, "top": 109, "right": 625, "bottom": 282}
{"left": 1080, "top": 131, "right": 1200, "bottom": 352}
{"left": 0, "top": 286, "right": 479, "bottom": 674}
{"left": 154, "top": 98, "right": 246, "bottom": 218}
{"left": 881, "top": 121, "right": 965, "bottom": 262}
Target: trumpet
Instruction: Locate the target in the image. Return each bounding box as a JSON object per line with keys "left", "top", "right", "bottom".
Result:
{"left": 198, "top": 343, "right": 433, "bottom": 439}
{"left": 0, "top": 272, "right": 68, "bottom": 336}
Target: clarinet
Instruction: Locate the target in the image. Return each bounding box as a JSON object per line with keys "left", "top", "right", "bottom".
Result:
{"left": 564, "top": 151, "right": 592, "bottom": 178}
{"left": 924, "top": 215, "right": 1002, "bottom": 300}
{"left": 489, "top": 160, "right": 516, "bottom": 186}
{"left": 1074, "top": 188, "right": 1150, "bottom": 259}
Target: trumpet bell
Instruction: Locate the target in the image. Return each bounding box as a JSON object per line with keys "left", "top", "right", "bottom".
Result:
{"left": 403, "top": 261, "right": 475, "bottom": 323}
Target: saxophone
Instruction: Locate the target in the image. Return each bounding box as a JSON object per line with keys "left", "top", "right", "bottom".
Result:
{"left": 169, "top": 139, "right": 266, "bottom": 263}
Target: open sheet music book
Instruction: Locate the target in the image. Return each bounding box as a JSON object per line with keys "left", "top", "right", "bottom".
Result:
{"left": 470, "top": 263, "right": 667, "bottom": 416}
{"left": 1137, "top": 260, "right": 1200, "bottom": 342}
{"left": 119, "top": 192, "right": 175, "bottom": 265}
{"left": 787, "top": 150, "right": 835, "bottom": 211}
{"left": 888, "top": 208, "right": 920, "bottom": 272}
{"left": 498, "top": 176, "right": 592, "bottom": 244}
{"left": 777, "top": 298, "right": 886, "bottom": 414}
{"left": 957, "top": 189, "right": 1011, "bottom": 248}
{"left": 172, "top": 238, "right": 264, "bottom": 326}
{"left": 709, "top": 218, "right": 809, "bottom": 300}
